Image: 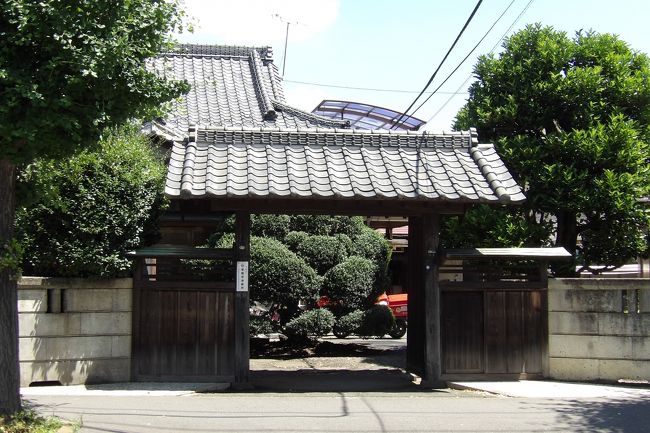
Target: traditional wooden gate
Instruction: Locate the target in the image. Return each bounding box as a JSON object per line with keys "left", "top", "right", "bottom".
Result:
{"left": 437, "top": 249, "right": 566, "bottom": 379}
{"left": 130, "top": 245, "right": 243, "bottom": 382}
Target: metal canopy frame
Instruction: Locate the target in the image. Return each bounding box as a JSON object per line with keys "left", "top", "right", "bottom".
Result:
{"left": 312, "top": 99, "right": 426, "bottom": 131}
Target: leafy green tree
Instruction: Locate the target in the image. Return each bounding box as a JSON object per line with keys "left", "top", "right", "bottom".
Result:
{"left": 0, "top": 0, "right": 188, "bottom": 415}
{"left": 441, "top": 205, "right": 552, "bottom": 249}
{"left": 16, "top": 126, "right": 167, "bottom": 277}
{"left": 455, "top": 24, "right": 650, "bottom": 275}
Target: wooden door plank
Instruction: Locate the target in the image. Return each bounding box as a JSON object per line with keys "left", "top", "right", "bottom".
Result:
{"left": 523, "top": 290, "right": 544, "bottom": 374}
{"left": 441, "top": 291, "right": 484, "bottom": 373}
{"left": 485, "top": 291, "right": 507, "bottom": 373}
{"left": 506, "top": 291, "right": 524, "bottom": 374}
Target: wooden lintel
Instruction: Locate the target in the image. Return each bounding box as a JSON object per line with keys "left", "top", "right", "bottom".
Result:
{"left": 199, "top": 197, "right": 468, "bottom": 216}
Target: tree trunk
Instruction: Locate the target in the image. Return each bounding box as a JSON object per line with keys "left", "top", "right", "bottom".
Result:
{"left": 552, "top": 210, "right": 578, "bottom": 277}
{"left": 0, "top": 158, "right": 21, "bottom": 416}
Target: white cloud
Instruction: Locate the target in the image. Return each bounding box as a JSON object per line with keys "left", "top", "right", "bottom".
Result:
{"left": 179, "top": 0, "right": 339, "bottom": 46}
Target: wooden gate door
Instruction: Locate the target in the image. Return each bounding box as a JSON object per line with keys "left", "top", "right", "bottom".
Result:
{"left": 131, "top": 252, "right": 236, "bottom": 382}
{"left": 441, "top": 288, "right": 547, "bottom": 378}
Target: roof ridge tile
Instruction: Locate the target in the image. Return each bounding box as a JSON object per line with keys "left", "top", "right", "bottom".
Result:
{"left": 249, "top": 50, "right": 276, "bottom": 120}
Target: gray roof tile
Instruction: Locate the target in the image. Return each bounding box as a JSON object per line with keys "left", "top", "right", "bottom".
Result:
{"left": 166, "top": 127, "right": 526, "bottom": 203}
{"left": 150, "top": 45, "right": 348, "bottom": 137}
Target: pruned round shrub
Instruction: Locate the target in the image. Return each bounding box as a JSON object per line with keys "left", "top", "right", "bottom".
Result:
{"left": 296, "top": 235, "right": 349, "bottom": 275}
{"left": 333, "top": 310, "right": 364, "bottom": 338}
{"left": 331, "top": 216, "right": 367, "bottom": 239}
{"left": 350, "top": 226, "right": 392, "bottom": 298}
{"left": 289, "top": 215, "right": 338, "bottom": 235}
{"left": 284, "top": 308, "right": 335, "bottom": 339}
{"left": 322, "top": 256, "right": 376, "bottom": 311}
{"left": 288, "top": 215, "right": 367, "bottom": 238}
{"left": 284, "top": 231, "right": 309, "bottom": 252}
{"left": 358, "top": 305, "right": 395, "bottom": 338}
{"left": 250, "top": 237, "right": 320, "bottom": 320}
{"left": 251, "top": 214, "right": 290, "bottom": 240}
{"left": 351, "top": 226, "right": 391, "bottom": 265}
{"left": 16, "top": 126, "right": 166, "bottom": 277}
{"left": 335, "top": 234, "right": 353, "bottom": 255}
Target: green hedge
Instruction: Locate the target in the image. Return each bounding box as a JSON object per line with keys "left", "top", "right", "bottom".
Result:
{"left": 16, "top": 126, "right": 166, "bottom": 277}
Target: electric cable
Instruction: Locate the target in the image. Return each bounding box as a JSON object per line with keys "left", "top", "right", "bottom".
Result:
{"left": 426, "top": 0, "right": 537, "bottom": 125}
{"left": 409, "top": 0, "right": 517, "bottom": 117}
{"left": 282, "top": 79, "right": 468, "bottom": 95}
{"left": 391, "top": 0, "right": 484, "bottom": 130}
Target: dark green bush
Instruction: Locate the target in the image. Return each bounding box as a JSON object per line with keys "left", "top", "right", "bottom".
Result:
{"left": 16, "top": 126, "right": 166, "bottom": 277}
{"left": 335, "top": 234, "right": 353, "bottom": 255}
{"left": 210, "top": 232, "right": 235, "bottom": 249}
{"left": 249, "top": 237, "right": 320, "bottom": 321}
{"left": 350, "top": 226, "right": 392, "bottom": 298}
{"left": 333, "top": 310, "right": 364, "bottom": 337}
{"left": 322, "top": 256, "right": 376, "bottom": 311}
{"left": 358, "top": 305, "right": 395, "bottom": 338}
{"left": 284, "top": 231, "right": 309, "bottom": 252}
{"left": 296, "top": 235, "right": 349, "bottom": 275}
{"left": 331, "top": 216, "right": 367, "bottom": 239}
{"left": 288, "top": 215, "right": 366, "bottom": 238}
{"left": 250, "top": 315, "right": 275, "bottom": 337}
{"left": 289, "top": 215, "right": 339, "bottom": 235}
{"left": 284, "top": 308, "right": 335, "bottom": 339}
{"left": 251, "top": 214, "right": 290, "bottom": 240}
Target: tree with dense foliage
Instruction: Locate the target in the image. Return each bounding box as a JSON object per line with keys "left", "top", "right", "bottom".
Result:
{"left": 0, "top": 0, "right": 188, "bottom": 415}
{"left": 16, "top": 126, "right": 167, "bottom": 277}
{"left": 455, "top": 24, "right": 650, "bottom": 275}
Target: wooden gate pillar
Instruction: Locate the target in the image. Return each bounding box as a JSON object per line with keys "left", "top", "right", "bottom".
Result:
{"left": 407, "top": 213, "right": 443, "bottom": 387}
{"left": 234, "top": 212, "right": 251, "bottom": 386}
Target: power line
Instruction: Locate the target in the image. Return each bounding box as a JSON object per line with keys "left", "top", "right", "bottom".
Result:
{"left": 392, "top": 0, "right": 484, "bottom": 130}
{"left": 409, "top": 0, "right": 517, "bottom": 117}
{"left": 426, "top": 0, "right": 537, "bottom": 125}
{"left": 282, "top": 79, "right": 468, "bottom": 95}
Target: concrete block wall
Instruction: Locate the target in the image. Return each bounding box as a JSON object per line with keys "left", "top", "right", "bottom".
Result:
{"left": 548, "top": 278, "right": 650, "bottom": 382}
{"left": 18, "top": 277, "right": 132, "bottom": 386}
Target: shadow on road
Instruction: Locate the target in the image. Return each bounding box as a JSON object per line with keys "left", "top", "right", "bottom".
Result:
{"left": 247, "top": 368, "right": 442, "bottom": 393}
{"left": 523, "top": 397, "right": 650, "bottom": 433}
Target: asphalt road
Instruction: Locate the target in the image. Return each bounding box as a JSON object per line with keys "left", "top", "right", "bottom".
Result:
{"left": 26, "top": 391, "right": 650, "bottom": 433}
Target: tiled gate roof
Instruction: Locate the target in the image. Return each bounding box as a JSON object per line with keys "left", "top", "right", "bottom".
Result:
{"left": 166, "top": 126, "right": 525, "bottom": 204}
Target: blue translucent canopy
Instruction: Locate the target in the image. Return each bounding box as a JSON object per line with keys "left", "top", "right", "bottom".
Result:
{"left": 312, "top": 100, "right": 426, "bottom": 131}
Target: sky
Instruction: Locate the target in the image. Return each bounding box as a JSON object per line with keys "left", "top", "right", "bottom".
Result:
{"left": 177, "top": 0, "right": 650, "bottom": 132}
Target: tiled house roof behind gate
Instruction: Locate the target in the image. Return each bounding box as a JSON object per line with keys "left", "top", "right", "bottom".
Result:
{"left": 166, "top": 126, "right": 526, "bottom": 204}
{"left": 148, "top": 44, "right": 349, "bottom": 137}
